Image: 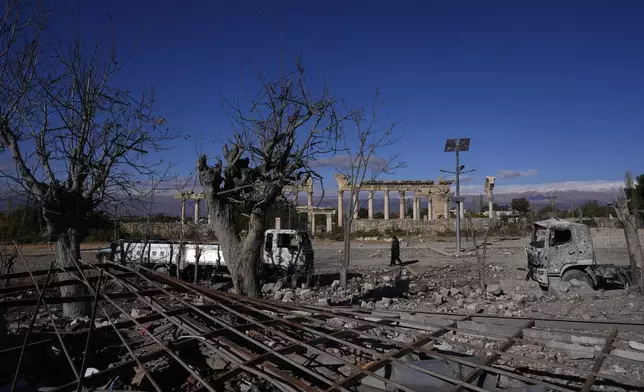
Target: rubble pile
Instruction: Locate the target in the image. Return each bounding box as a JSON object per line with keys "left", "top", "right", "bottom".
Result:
{"left": 260, "top": 261, "right": 644, "bottom": 323}
{"left": 0, "top": 259, "right": 643, "bottom": 392}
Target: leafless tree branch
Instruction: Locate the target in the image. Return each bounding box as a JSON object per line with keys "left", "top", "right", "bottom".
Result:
{"left": 198, "top": 57, "right": 350, "bottom": 297}
{"left": 332, "top": 90, "right": 406, "bottom": 287}
{"left": 0, "top": 4, "right": 177, "bottom": 317}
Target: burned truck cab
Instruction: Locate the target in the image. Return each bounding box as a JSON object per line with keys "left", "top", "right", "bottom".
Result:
{"left": 525, "top": 218, "right": 596, "bottom": 289}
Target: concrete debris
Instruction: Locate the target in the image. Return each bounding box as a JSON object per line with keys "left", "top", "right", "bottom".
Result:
{"left": 281, "top": 290, "right": 295, "bottom": 302}
{"left": 465, "top": 303, "right": 483, "bottom": 313}
{"left": 611, "top": 348, "right": 644, "bottom": 362}
{"left": 629, "top": 340, "right": 644, "bottom": 352}
{"left": 433, "top": 292, "right": 444, "bottom": 306}
{"left": 376, "top": 297, "right": 392, "bottom": 308}
{"left": 557, "top": 281, "right": 572, "bottom": 293}
{"left": 485, "top": 284, "right": 503, "bottom": 296}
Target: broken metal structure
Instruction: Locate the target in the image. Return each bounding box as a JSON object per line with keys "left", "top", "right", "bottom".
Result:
{"left": 1, "top": 256, "right": 643, "bottom": 391}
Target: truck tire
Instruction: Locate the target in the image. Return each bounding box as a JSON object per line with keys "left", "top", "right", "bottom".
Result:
{"left": 562, "top": 269, "right": 594, "bottom": 289}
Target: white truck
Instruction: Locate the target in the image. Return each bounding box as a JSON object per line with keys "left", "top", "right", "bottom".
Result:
{"left": 95, "top": 229, "right": 313, "bottom": 281}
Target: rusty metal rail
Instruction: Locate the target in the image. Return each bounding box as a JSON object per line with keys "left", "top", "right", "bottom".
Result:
{"left": 0, "top": 258, "right": 643, "bottom": 392}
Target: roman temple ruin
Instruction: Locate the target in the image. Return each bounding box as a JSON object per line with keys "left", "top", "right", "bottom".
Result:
{"left": 334, "top": 174, "right": 453, "bottom": 227}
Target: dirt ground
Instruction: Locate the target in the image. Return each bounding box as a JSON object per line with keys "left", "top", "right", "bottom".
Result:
{"left": 293, "top": 230, "right": 643, "bottom": 325}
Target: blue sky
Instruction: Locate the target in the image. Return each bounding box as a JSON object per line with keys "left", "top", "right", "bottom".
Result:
{"left": 44, "top": 0, "right": 644, "bottom": 196}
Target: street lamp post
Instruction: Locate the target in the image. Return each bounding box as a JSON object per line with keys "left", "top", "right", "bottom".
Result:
{"left": 441, "top": 138, "right": 474, "bottom": 254}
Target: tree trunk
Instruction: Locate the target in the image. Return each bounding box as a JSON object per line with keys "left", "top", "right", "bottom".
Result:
{"left": 230, "top": 210, "right": 264, "bottom": 297}
{"left": 52, "top": 229, "right": 90, "bottom": 317}
{"left": 202, "top": 189, "right": 264, "bottom": 297}
{"left": 340, "top": 218, "right": 352, "bottom": 288}
{"left": 614, "top": 201, "right": 643, "bottom": 288}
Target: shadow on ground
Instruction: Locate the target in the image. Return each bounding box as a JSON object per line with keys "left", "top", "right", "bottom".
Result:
{"left": 392, "top": 259, "right": 419, "bottom": 267}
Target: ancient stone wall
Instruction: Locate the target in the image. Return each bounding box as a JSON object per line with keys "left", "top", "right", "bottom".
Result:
{"left": 351, "top": 218, "right": 492, "bottom": 234}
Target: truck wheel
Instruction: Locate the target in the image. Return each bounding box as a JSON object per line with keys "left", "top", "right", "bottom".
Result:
{"left": 562, "top": 269, "right": 594, "bottom": 289}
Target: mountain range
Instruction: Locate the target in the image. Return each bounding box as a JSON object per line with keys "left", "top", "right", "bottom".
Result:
{"left": 0, "top": 180, "right": 625, "bottom": 216}
{"left": 123, "top": 181, "right": 625, "bottom": 216}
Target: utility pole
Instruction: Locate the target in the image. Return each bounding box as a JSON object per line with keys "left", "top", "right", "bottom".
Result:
{"left": 548, "top": 196, "right": 557, "bottom": 218}
{"left": 441, "top": 138, "right": 474, "bottom": 254}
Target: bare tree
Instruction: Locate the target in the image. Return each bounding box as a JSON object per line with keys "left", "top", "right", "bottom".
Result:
{"left": 198, "top": 59, "right": 344, "bottom": 297}
{"left": 0, "top": 7, "right": 175, "bottom": 317}
{"left": 612, "top": 171, "right": 643, "bottom": 289}
{"left": 334, "top": 92, "right": 404, "bottom": 288}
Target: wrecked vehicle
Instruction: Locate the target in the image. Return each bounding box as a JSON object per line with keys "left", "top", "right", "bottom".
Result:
{"left": 96, "top": 229, "right": 313, "bottom": 280}
{"left": 525, "top": 218, "right": 630, "bottom": 290}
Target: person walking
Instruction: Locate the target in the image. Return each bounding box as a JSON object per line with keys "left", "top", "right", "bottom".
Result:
{"left": 390, "top": 235, "right": 403, "bottom": 266}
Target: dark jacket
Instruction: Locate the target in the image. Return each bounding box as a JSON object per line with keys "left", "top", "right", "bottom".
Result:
{"left": 391, "top": 237, "right": 400, "bottom": 253}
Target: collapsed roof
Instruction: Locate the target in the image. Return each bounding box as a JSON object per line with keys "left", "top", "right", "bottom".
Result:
{"left": 0, "top": 258, "right": 643, "bottom": 392}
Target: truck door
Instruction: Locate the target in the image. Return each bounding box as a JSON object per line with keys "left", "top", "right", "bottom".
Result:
{"left": 546, "top": 227, "right": 577, "bottom": 275}
{"left": 276, "top": 232, "right": 298, "bottom": 268}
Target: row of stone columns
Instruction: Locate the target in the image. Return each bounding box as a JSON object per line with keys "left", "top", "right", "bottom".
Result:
{"left": 337, "top": 190, "right": 450, "bottom": 227}
{"left": 292, "top": 191, "right": 337, "bottom": 233}
{"left": 308, "top": 212, "right": 334, "bottom": 233}
{"left": 180, "top": 198, "right": 210, "bottom": 224}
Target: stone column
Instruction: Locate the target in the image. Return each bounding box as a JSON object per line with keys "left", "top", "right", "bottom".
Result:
{"left": 307, "top": 192, "right": 313, "bottom": 207}
{"left": 194, "top": 199, "right": 200, "bottom": 223}
{"left": 275, "top": 217, "right": 281, "bottom": 230}
{"left": 310, "top": 212, "right": 316, "bottom": 233}
{"left": 444, "top": 198, "right": 449, "bottom": 219}
{"left": 384, "top": 190, "right": 390, "bottom": 220}
{"left": 412, "top": 195, "right": 418, "bottom": 220}
{"left": 180, "top": 198, "right": 186, "bottom": 224}
{"left": 368, "top": 191, "right": 374, "bottom": 219}
{"left": 337, "top": 191, "right": 344, "bottom": 227}
{"left": 399, "top": 191, "right": 405, "bottom": 219}
{"left": 352, "top": 192, "right": 359, "bottom": 219}
{"left": 326, "top": 213, "right": 333, "bottom": 233}
{"left": 489, "top": 200, "right": 495, "bottom": 219}
{"left": 427, "top": 197, "right": 433, "bottom": 221}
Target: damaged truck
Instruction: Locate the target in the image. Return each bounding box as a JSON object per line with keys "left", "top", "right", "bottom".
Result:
{"left": 96, "top": 229, "right": 314, "bottom": 283}
{"left": 525, "top": 218, "right": 631, "bottom": 291}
